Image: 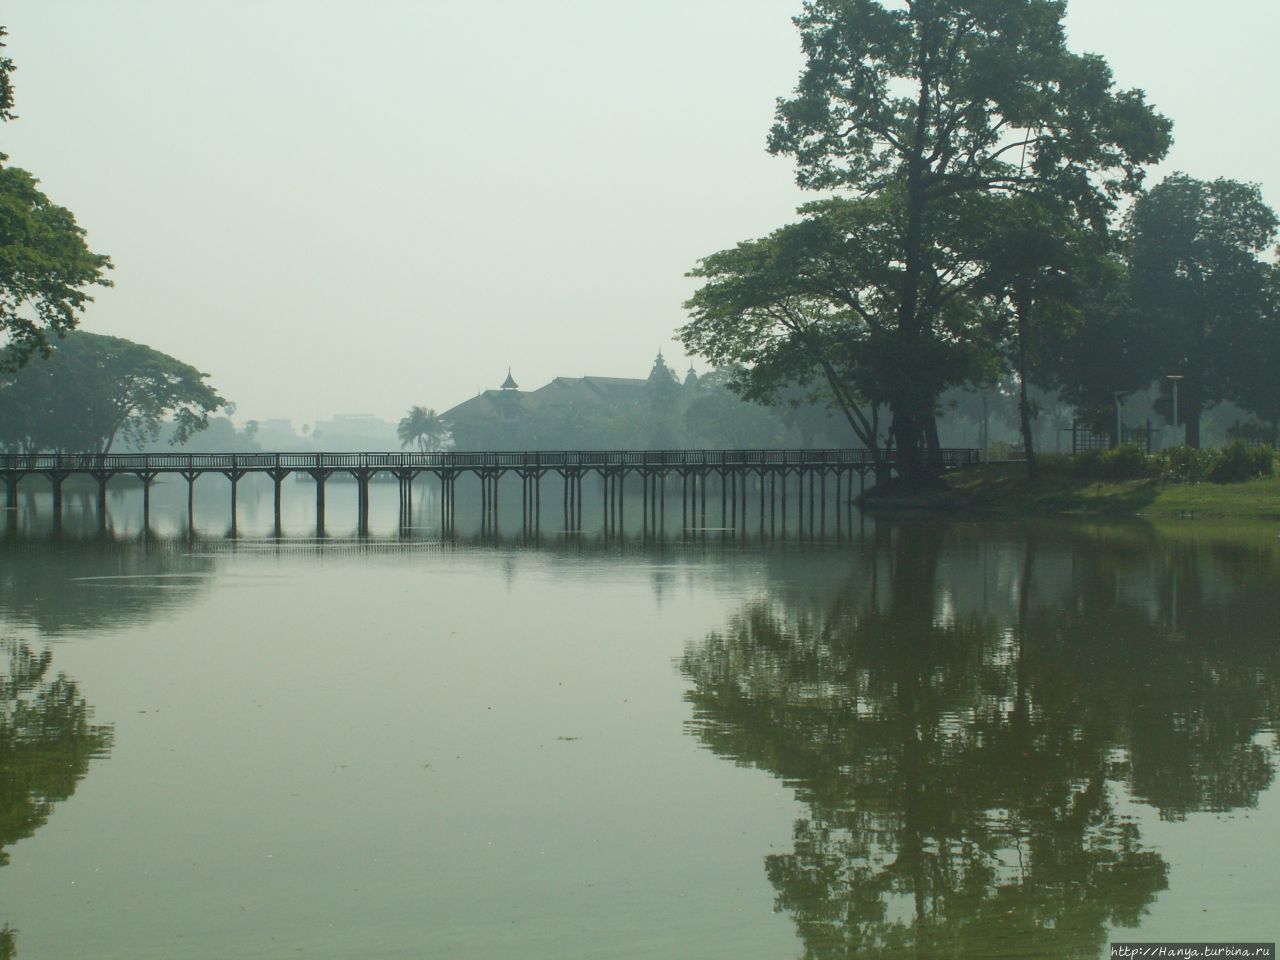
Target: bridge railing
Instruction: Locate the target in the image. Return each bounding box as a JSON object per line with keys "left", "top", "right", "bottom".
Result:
{"left": 0, "top": 448, "right": 980, "bottom": 473}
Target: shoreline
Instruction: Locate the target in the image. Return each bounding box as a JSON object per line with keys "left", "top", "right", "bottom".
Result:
{"left": 859, "top": 463, "right": 1280, "bottom": 521}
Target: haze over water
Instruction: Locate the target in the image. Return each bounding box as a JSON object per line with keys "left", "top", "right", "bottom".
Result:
{"left": 1, "top": 486, "right": 1277, "bottom": 958}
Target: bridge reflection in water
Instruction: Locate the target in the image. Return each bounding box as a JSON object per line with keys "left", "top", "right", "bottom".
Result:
{"left": 1, "top": 449, "right": 979, "bottom": 538}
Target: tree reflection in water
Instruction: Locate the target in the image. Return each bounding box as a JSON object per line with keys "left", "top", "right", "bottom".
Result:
{"left": 682, "top": 524, "right": 1280, "bottom": 959}
{"left": 1, "top": 639, "right": 114, "bottom": 956}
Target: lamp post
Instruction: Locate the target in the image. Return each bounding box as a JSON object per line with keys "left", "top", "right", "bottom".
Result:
{"left": 1166, "top": 374, "right": 1184, "bottom": 447}
{"left": 1113, "top": 392, "right": 1124, "bottom": 448}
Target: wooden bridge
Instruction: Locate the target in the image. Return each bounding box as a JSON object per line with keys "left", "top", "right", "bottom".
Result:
{"left": 1, "top": 448, "right": 979, "bottom": 536}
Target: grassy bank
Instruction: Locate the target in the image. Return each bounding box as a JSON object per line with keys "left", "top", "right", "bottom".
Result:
{"left": 861, "top": 462, "right": 1280, "bottom": 520}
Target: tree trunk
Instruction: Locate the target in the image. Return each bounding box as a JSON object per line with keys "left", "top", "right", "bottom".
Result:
{"left": 890, "top": 401, "right": 936, "bottom": 488}
{"left": 1183, "top": 379, "right": 1204, "bottom": 449}
{"left": 925, "top": 416, "right": 942, "bottom": 469}
{"left": 1015, "top": 289, "right": 1039, "bottom": 480}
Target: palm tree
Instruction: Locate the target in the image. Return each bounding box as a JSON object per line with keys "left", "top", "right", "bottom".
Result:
{"left": 397, "top": 406, "right": 450, "bottom": 452}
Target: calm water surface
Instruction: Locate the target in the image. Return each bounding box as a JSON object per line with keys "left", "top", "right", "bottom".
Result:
{"left": 1, "top": 483, "right": 1278, "bottom": 958}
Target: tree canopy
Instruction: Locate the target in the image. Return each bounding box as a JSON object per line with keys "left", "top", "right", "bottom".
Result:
{"left": 0, "top": 26, "right": 112, "bottom": 371}
{"left": 0, "top": 331, "right": 226, "bottom": 453}
{"left": 397, "top": 405, "right": 450, "bottom": 452}
{"left": 682, "top": 0, "right": 1171, "bottom": 483}
{"left": 1127, "top": 174, "right": 1279, "bottom": 447}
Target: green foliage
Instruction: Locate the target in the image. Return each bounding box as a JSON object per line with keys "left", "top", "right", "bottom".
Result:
{"left": 1152, "top": 445, "right": 1217, "bottom": 483}
{"left": 683, "top": 373, "right": 788, "bottom": 448}
{"left": 1129, "top": 175, "right": 1280, "bottom": 447}
{"left": 1207, "top": 441, "right": 1275, "bottom": 484}
{"left": 0, "top": 28, "right": 112, "bottom": 371}
{"left": 0, "top": 331, "right": 225, "bottom": 452}
{"left": 683, "top": 0, "right": 1171, "bottom": 483}
{"left": 397, "top": 405, "right": 450, "bottom": 452}
{"left": 0, "top": 27, "right": 14, "bottom": 122}
{"left": 1074, "top": 442, "right": 1274, "bottom": 485}
{"left": 1075, "top": 444, "right": 1154, "bottom": 481}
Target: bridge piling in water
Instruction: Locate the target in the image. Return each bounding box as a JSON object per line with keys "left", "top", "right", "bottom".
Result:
{"left": 0, "top": 449, "right": 979, "bottom": 537}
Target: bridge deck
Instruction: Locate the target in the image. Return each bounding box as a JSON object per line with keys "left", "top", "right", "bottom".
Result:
{"left": 1, "top": 448, "right": 979, "bottom": 474}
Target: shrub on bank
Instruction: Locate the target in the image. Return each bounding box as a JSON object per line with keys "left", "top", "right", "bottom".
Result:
{"left": 1072, "top": 441, "right": 1275, "bottom": 485}
{"left": 1075, "top": 444, "right": 1155, "bottom": 481}
{"left": 1153, "top": 445, "right": 1217, "bottom": 483}
{"left": 1207, "top": 440, "right": 1275, "bottom": 483}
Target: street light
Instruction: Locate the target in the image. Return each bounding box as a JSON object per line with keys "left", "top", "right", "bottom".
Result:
{"left": 1167, "top": 376, "right": 1182, "bottom": 450}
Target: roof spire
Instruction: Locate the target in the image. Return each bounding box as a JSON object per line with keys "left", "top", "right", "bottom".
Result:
{"left": 500, "top": 367, "right": 519, "bottom": 390}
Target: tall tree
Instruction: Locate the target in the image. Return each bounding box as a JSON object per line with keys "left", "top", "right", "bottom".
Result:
{"left": 1227, "top": 263, "right": 1280, "bottom": 443}
{"left": 974, "top": 193, "right": 1110, "bottom": 477}
{"left": 1128, "top": 174, "right": 1279, "bottom": 448}
{"left": 685, "top": 0, "right": 1170, "bottom": 485}
{"left": 397, "top": 405, "right": 450, "bottom": 452}
{"left": 0, "top": 27, "right": 112, "bottom": 371}
{"left": 0, "top": 331, "right": 225, "bottom": 452}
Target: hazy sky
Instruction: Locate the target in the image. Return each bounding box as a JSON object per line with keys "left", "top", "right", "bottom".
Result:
{"left": 4, "top": 0, "right": 1277, "bottom": 425}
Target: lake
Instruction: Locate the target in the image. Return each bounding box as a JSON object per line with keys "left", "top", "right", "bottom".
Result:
{"left": 1, "top": 478, "right": 1277, "bottom": 958}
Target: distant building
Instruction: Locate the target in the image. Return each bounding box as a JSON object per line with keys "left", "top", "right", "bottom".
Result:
{"left": 442, "top": 353, "right": 693, "bottom": 450}
{"left": 310, "top": 413, "right": 397, "bottom": 451}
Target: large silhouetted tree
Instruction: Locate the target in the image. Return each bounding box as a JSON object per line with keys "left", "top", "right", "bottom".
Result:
{"left": 1128, "top": 174, "right": 1279, "bottom": 448}
{"left": 683, "top": 0, "right": 1170, "bottom": 485}
{"left": 0, "top": 27, "right": 112, "bottom": 372}
{"left": 0, "top": 331, "right": 225, "bottom": 452}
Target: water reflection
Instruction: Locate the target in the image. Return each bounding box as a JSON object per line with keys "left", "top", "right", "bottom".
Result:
{"left": 681, "top": 523, "right": 1280, "bottom": 958}
{"left": 1, "top": 639, "right": 114, "bottom": 955}
{"left": 0, "top": 536, "right": 215, "bottom": 637}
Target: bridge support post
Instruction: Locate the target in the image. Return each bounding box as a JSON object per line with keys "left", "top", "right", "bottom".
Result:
{"left": 134, "top": 470, "right": 159, "bottom": 535}
{"left": 642, "top": 472, "right": 649, "bottom": 537}
{"left": 267, "top": 468, "right": 290, "bottom": 536}
{"left": 701, "top": 468, "right": 711, "bottom": 535}
{"left": 4, "top": 473, "right": 20, "bottom": 514}
{"left": 439, "top": 472, "right": 455, "bottom": 538}
{"left": 490, "top": 472, "right": 501, "bottom": 536}
{"left": 309, "top": 469, "right": 333, "bottom": 536}
{"left": 835, "top": 470, "right": 842, "bottom": 541}
{"left": 601, "top": 472, "right": 609, "bottom": 535}
{"left": 91, "top": 471, "right": 110, "bottom": 529}
{"left": 353, "top": 470, "right": 371, "bottom": 536}
{"left": 48, "top": 471, "right": 70, "bottom": 532}
{"left": 222, "top": 469, "right": 247, "bottom": 537}
{"left": 769, "top": 471, "right": 777, "bottom": 539}
{"left": 533, "top": 471, "right": 541, "bottom": 536}
{"left": 680, "top": 471, "right": 687, "bottom": 533}
{"left": 395, "top": 469, "right": 416, "bottom": 534}
{"left": 659, "top": 470, "right": 666, "bottom": 536}
{"left": 179, "top": 470, "right": 200, "bottom": 534}
{"left": 820, "top": 470, "right": 827, "bottom": 537}
{"left": 732, "top": 468, "right": 742, "bottom": 535}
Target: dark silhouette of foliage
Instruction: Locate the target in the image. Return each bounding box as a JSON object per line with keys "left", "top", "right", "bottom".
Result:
{"left": 0, "top": 26, "right": 112, "bottom": 372}
{"left": 397, "top": 405, "right": 450, "bottom": 452}
{"left": 683, "top": 0, "right": 1171, "bottom": 485}
{"left": 0, "top": 331, "right": 225, "bottom": 453}
{"left": 1128, "top": 175, "right": 1279, "bottom": 448}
